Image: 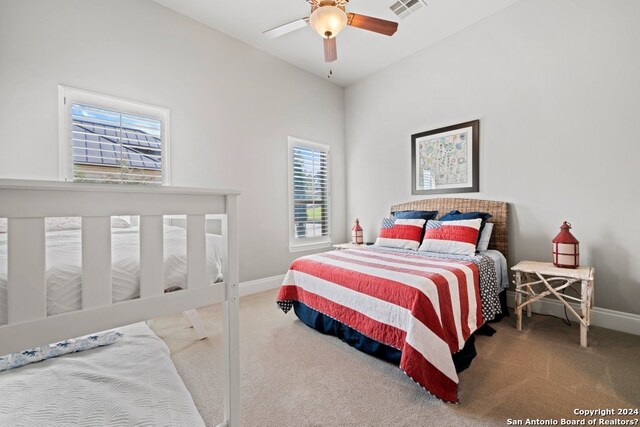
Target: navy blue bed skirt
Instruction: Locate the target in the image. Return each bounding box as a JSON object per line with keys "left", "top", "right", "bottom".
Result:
{"left": 292, "top": 301, "right": 479, "bottom": 373}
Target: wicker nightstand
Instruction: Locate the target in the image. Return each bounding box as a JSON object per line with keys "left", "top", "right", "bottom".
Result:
{"left": 512, "top": 261, "right": 595, "bottom": 348}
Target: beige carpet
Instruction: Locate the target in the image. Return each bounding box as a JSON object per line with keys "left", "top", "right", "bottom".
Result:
{"left": 150, "top": 289, "right": 640, "bottom": 427}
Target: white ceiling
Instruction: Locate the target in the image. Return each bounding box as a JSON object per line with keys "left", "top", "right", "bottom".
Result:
{"left": 152, "top": 0, "right": 519, "bottom": 86}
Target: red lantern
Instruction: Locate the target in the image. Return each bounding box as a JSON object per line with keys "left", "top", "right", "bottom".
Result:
{"left": 552, "top": 221, "right": 579, "bottom": 268}
{"left": 352, "top": 218, "right": 363, "bottom": 245}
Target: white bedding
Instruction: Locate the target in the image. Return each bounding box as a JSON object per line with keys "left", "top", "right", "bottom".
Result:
{"left": 0, "top": 225, "right": 222, "bottom": 324}
{"left": 0, "top": 322, "right": 205, "bottom": 426}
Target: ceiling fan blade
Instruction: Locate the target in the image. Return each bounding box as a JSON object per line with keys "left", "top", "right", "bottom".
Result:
{"left": 346, "top": 13, "right": 398, "bottom": 36}
{"left": 262, "top": 18, "right": 309, "bottom": 39}
{"left": 324, "top": 37, "right": 337, "bottom": 62}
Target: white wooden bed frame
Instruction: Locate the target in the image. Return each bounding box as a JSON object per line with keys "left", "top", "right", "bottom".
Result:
{"left": 0, "top": 179, "right": 240, "bottom": 427}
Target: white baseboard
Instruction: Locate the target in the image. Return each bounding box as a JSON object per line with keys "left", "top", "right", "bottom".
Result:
{"left": 239, "top": 275, "right": 285, "bottom": 297}
{"left": 506, "top": 290, "right": 640, "bottom": 336}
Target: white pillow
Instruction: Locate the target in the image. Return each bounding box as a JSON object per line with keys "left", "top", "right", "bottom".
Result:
{"left": 0, "top": 217, "right": 130, "bottom": 233}
{"left": 111, "top": 216, "right": 132, "bottom": 229}
{"left": 46, "top": 217, "right": 132, "bottom": 231}
{"left": 476, "top": 222, "right": 494, "bottom": 252}
{"left": 45, "top": 217, "right": 82, "bottom": 232}
{"left": 0, "top": 217, "right": 81, "bottom": 233}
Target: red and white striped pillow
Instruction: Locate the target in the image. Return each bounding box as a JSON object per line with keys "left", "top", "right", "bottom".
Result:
{"left": 418, "top": 218, "right": 482, "bottom": 256}
{"left": 374, "top": 218, "right": 426, "bottom": 250}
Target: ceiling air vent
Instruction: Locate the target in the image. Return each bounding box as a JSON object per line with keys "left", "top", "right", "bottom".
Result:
{"left": 389, "top": 0, "right": 427, "bottom": 19}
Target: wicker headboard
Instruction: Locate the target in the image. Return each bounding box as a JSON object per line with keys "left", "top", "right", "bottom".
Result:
{"left": 390, "top": 198, "right": 509, "bottom": 260}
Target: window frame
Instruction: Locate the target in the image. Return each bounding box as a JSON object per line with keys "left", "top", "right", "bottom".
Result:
{"left": 287, "top": 136, "right": 332, "bottom": 253}
{"left": 58, "top": 85, "right": 171, "bottom": 185}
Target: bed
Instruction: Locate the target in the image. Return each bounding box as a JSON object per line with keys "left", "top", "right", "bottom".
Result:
{"left": 0, "top": 221, "right": 223, "bottom": 324}
{"left": 0, "top": 179, "right": 240, "bottom": 427}
{"left": 0, "top": 322, "right": 205, "bottom": 426}
{"left": 277, "top": 198, "right": 509, "bottom": 403}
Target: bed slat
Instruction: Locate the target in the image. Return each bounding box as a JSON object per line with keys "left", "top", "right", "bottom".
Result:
{"left": 187, "top": 214, "right": 207, "bottom": 289}
{"left": 140, "top": 215, "right": 164, "bottom": 298}
{"left": 7, "top": 218, "right": 46, "bottom": 323}
{"left": 82, "top": 217, "right": 112, "bottom": 309}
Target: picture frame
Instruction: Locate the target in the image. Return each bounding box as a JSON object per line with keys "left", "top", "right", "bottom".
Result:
{"left": 411, "top": 119, "right": 479, "bottom": 195}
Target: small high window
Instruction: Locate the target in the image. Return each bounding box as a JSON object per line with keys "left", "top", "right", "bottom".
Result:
{"left": 59, "top": 86, "right": 170, "bottom": 185}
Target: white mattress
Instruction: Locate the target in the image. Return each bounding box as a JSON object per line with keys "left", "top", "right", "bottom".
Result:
{"left": 0, "top": 225, "right": 222, "bottom": 324}
{"left": 0, "top": 322, "right": 205, "bottom": 426}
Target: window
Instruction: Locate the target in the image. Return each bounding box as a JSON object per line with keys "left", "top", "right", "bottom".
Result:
{"left": 58, "top": 86, "right": 170, "bottom": 185}
{"left": 288, "top": 137, "right": 331, "bottom": 252}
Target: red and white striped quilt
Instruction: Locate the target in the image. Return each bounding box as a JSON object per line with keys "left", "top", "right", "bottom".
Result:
{"left": 276, "top": 247, "right": 482, "bottom": 403}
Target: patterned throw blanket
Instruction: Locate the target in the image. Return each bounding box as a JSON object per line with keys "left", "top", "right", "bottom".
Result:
{"left": 277, "top": 247, "right": 488, "bottom": 403}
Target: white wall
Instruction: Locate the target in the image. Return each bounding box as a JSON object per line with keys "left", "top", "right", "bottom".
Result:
{"left": 0, "top": 0, "right": 345, "bottom": 282}
{"left": 345, "top": 0, "right": 640, "bottom": 315}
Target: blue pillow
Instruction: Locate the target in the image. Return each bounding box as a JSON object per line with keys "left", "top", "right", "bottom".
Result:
{"left": 439, "top": 210, "right": 492, "bottom": 248}
{"left": 439, "top": 210, "right": 492, "bottom": 222}
{"left": 392, "top": 210, "right": 438, "bottom": 221}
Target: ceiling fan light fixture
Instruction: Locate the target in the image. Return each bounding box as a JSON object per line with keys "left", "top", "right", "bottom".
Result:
{"left": 309, "top": 5, "right": 348, "bottom": 39}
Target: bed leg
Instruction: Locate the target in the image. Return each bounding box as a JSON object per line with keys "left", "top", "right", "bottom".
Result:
{"left": 183, "top": 309, "right": 208, "bottom": 340}
{"left": 221, "top": 194, "right": 240, "bottom": 427}
{"left": 515, "top": 271, "right": 523, "bottom": 331}
{"left": 221, "top": 291, "right": 240, "bottom": 426}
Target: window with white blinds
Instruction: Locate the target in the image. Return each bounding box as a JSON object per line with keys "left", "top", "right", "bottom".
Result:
{"left": 288, "top": 137, "right": 331, "bottom": 252}
{"left": 59, "top": 86, "right": 170, "bottom": 185}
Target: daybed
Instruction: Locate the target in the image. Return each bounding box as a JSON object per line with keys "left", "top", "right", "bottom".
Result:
{"left": 0, "top": 179, "right": 240, "bottom": 427}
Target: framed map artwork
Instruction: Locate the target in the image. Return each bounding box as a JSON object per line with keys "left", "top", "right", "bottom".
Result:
{"left": 411, "top": 120, "right": 479, "bottom": 195}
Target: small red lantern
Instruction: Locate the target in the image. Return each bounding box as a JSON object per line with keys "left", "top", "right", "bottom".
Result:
{"left": 552, "top": 221, "right": 579, "bottom": 268}
{"left": 352, "top": 218, "right": 363, "bottom": 245}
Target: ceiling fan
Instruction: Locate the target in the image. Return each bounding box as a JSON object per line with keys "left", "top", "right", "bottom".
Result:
{"left": 263, "top": 0, "right": 399, "bottom": 62}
